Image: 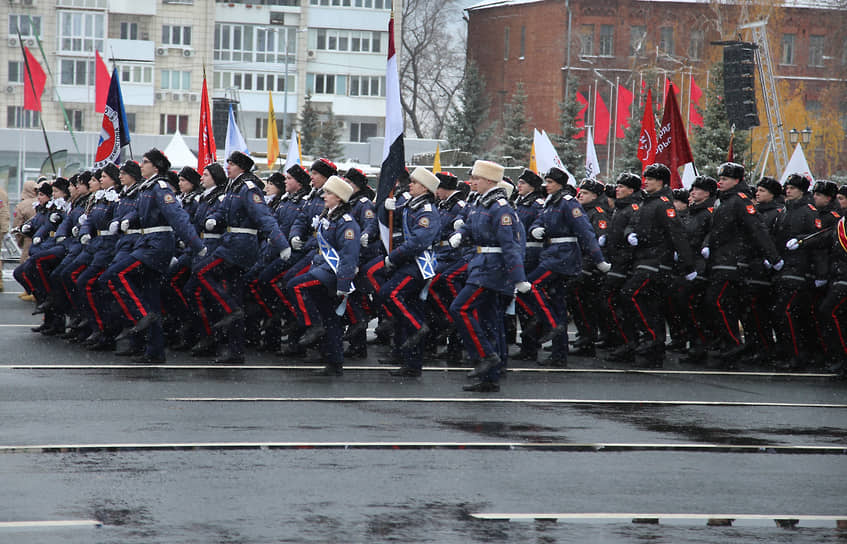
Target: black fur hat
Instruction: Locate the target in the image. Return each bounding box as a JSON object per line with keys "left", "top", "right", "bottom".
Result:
{"left": 143, "top": 148, "right": 171, "bottom": 174}
{"left": 178, "top": 166, "right": 201, "bottom": 188}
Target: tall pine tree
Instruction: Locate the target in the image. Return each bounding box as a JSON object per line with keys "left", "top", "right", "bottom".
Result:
{"left": 446, "top": 61, "right": 494, "bottom": 158}
{"left": 691, "top": 62, "right": 751, "bottom": 178}
{"left": 316, "top": 110, "right": 344, "bottom": 160}
{"left": 298, "top": 92, "right": 321, "bottom": 156}
{"left": 501, "top": 82, "right": 532, "bottom": 164}
{"left": 552, "top": 76, "right": 585, "bottom": 178}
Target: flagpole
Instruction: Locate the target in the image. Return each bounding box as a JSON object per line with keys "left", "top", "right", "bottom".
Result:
{"left": 611, "top": 76, "right": 619, "bottom": 176}
{"left": 606, "top": 79, "right": 613, "bottom": 178}
{"left": 686, "top": 70, "right": 692, "bottom": 135}
{"left": 17, "top": 29, "right": 55, "bottom": 173}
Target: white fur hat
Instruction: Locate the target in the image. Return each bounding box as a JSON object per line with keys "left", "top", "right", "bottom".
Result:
{"left": 323, "top": 175, "right": 354, "bottom": 203}
{"left": 410, "top": 166, "right": 440, "bottom": 194}
{"left": 471, "top": 160, "right": 505, "bottom": 182}
{"left": 497, "top": 180, "right": 515, "bottom": 199}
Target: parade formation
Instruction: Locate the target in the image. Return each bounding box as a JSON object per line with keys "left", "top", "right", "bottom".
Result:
{"left": 10, "top": 151, "right": 847, "bottom": 392}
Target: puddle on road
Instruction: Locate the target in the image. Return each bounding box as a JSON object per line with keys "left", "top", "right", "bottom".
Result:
{"left": 436, "top": 420, "right": 566, "bottom": 442}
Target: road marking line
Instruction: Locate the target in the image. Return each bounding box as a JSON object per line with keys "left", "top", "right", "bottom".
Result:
{"left": 469, "top": 513, "right": 847, "bottom": 527}
{"left": 0, "top": 442, "right": 843, "bottom": 455}
{"left": 0, "top": 324, "right": 39, "bottom": 328}
{"left": 165, "top": 397, "right": 847, "bottom": 409}
{"left": 0, "top": 520, "right": 102, "bottom": 529}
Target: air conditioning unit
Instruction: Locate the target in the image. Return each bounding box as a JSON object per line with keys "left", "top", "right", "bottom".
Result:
{"left": 155, "top": 91, "right": 164, "bottom": 100}
{"left": 307, "top": 50, "right": 315, "bottom": 58}
{"left": 141, "top": 32, "right": 149, "bottom": 41}
{"left": 156, "top": 47, "right": 168, "bottom": 56}
{"left": 22, "top": 0, "right": 34, "bottom": 5}
{"left": 189, "top": 93, "right": 198, "bottom": 102}
{"left": 171, "top": 92, "right": 182, "bottom": 101}
{"left": 182, "top": 48, "right": 193, "bottom": 57}
{"left": 25, "top": 39, "right": 35, "bottom": 47}
{"left": 5, "top": 86, "right": 14, "bottom": 94}
{"left": 8, "top": 38, "right": 19, "bottom": 47}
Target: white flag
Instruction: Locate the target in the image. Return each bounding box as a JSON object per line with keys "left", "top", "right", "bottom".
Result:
{"left": 224, "top": 103, "right": 250, "bottom": 161}
{"left": 779, "top": 143, "right": 814, "bottom": 185}
{"left": 534, "top": 129, "right": 576, "bottom": 185}
{"left": 681, "top": 162, "right": 696, "bottom": 189}
{"left": 585, "top": 127, "right": 601, "bottom": 180}
{"left": 283, "top": 129, "right": 300, "bottom": 172}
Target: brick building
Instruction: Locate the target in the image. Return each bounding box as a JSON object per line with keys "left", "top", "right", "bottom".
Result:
{"left": 466, "top": 0, "right": 847, "bottom": 175}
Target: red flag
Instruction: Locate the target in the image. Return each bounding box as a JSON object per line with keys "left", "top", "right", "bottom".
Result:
{"left": 663, "top": 77, "right": 680, "bottom": 104}
{"left": 197, "top": 75, "right": 217, "bottom": 173}
{"left": 689, "top": 78, "right": 704, "bottom": 128}
{"left": 616, "top": 84, "right": 634, "bottom": 138}
{"left": 594, "top": 90, "right": 610, "bottom": 145}
{"left": 574, "top": 92, "right": 588, "bottom": 139}
{"left": 655, "top": 86, "right": 694, "bottom": 189}
{"left": 22, "top": 47, "right": 46, "bottom": 112}
{"left": 95, "top": 51, "right": 110, "bottom": 114}
{"left": 637, "top": 89, "right": 657, "bottom": 174}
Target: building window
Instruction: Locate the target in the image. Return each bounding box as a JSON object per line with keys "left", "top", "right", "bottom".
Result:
{"left": 159, "top": 114, "right": 189, "bottom": 135}
{"left": 781, "top": 33, "right": 795, "bottom": 64}
{"left": 214, "top": 71, "right": 294, "bottom": 92}
{"left": 67, "top": 109, "right": 84, "bottom": 131}
{"left": 161, "top": 70, "right": 191, "bottom": 90}
{"left": 8, "top": 61, "right": 23, "bottom": 84}
{"left": 520, "top": 26, "right": 526, "bottom": 58}
{"left": 503, "top": 27, "right": 509, "bottom": 60}
{"left": 9, "top": 15, "right": 42, "bottom": 37}
{"left": 121, "top": 64, "right": 153, "bottom": 84}
{"left": 659, "top": 26, "right": 674, "bottom": 55}
{"left": 580, "top": 24, "right": 594, "bottom": 56}
{"left": 255, "top": 117, "right": 284, "bottom": 139}
{"left": 59, "top": 59, "right": 95, "bottom": 86}
{"left": 688, "top": 30, "right": 703, "bottom": 60}
{"left": 313, "top": 29, "right": 383, "bottom": 53}
{"left": 120, "top": 22, "right": 138, "bottom": 40}
{"left": 163, "top": 25, "right": 192, "bottom": 46}
{"left": 58, "top": 11, "right": 105, "bottom": 53}
{"left": 7, "top": 106, "right": 40, "bottom": 129}
{"left": 599, "top": 24, "right": 614, "bottom": 57}
{"left": 214, "top": 24, "right": 254, "bottom": 61}
{"left": 809, "top": 35, "right": 824, "bottom": 67}
{"left": 313, "top": 73, "right": 335, "bottom": 94}
{"left": 348, "top": 75, "right": 384, "bottom": 97}
{"left": 125, "top": 112, "right": 136, "bottom": 133}
{"left": 256, "top": 27, "right": 296, "bottom": 62}
{"left": 350, "top": 122, "right": 377, "bottom": 142}
{"left": 309, "top": 0, "right": 391, "bottom": 8}
{"left": 630, "top": 26, "right": 646, "bottom": 56}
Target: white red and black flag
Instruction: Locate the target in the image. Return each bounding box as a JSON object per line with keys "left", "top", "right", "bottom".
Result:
{"left": 94, "top": 68, "right": 131, "bottom": 168}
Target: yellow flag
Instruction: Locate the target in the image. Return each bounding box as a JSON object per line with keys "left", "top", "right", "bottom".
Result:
{"left": 267, "top": 92, "right": 279, "bottom": 168}
{"left": 529, "top": 141, "right": 537, "bottom": 173}
{"left": 432, "top": 143, "right": 441, "bottom": 172}
{"left": 297, "top": 131, "right": 302, "bottom": 163}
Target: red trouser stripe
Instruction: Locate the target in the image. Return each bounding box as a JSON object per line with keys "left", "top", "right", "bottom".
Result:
{"left": 170, "top": 267, "right": 189, "bottom": 310}
{"left": 108, "top": 279, "right": 135, "bottom": 323}
{"left": 459, "top": 287, "right": 486, "bottom": 359}
{"left": 197, "top": 258, "right": 231, "bottom": 314}
{"left": 632, "top": 278, "right": 655, "bottom": 341}
{"left": 194, "top": 286, "right": 212, "bottom": 336}
{"left": 20, "top": 270, "right": 35, "bottom": 293}
{"left": 716, "top": 280, "right": 739, "bottom": 345}
{"left": 35, "top": 254, "right": 58, "bottom": 293}
{"left": 248, "top": 279, "right": 273, "bottom": 317}
{"left": 366, "top": 260, "right": 384, "bottom": 292}
{"left": 445, "top": 264, "right": 467, "bottom": 298}
{"left": 428, "top": 288, "right": 453, "bottom": 324}
{"left": 270, "top": 270, "right": 297, "bottom": 315}
{"left": 516, "top": 295, "right": 533, "bottom": 316}
{"left": 390, "top": 276, "right": 422, "bottom": 330}
{"left": 785, "top": 292, "right": 799, "bottom": 356}
{"left": 293, "top": 279, "right": 322, "bottom": 327}
{"left": 118, "top": 260, "right": 147, "bottom": 318}
{"left": 833, "top": 296, "right": 847, "bottom": 354}
{"left": 532, "top": 270, "right": 557, "bottom": 329}
{"left": 85, "top": 271, "right": 105, "bottom": 330}
{"left": 610, "top": 292, "right": 628, "bottom": 343}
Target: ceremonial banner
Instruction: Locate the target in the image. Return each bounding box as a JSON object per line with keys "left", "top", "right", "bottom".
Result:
{"left": 94, "top": 69, "right": 131, "bottom": 168}
{"left": 197, "top": 75, "right": 217, "bottom": 172}
{"left": 654, "top": 85, "right": 693, "bottom": 188}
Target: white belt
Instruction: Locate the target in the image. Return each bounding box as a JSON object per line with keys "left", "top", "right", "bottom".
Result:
{"left": 549, "top": 236, "right": 577, "bottom": 244}
{"left": 476, "top": 246, "right": 502, "bottom": 254}
{"left": 97, "top": 230, "right": 115, "bottom": 236}
{"left": 201, "top": 233, "right": 222, "bottom": 239}
{"left": 142, "top": 226, "right": 173, "bottom": 234}
{"left": 125, "top": 229, "right": 142, "bottom": 235}
{"left": 526, "top": 241, "right": 544, "bottom": 248}
{"left": 227, "top": 227, "right": 258, "bottom": 235}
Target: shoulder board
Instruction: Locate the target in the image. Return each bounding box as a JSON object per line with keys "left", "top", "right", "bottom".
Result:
{"left": 536, "top": 198, "right": 545, "bottom": 205}
{"left": 359, "top": 196, "right": 370, "bottom": 203}
{"left": 157, "top": 180, "right": 169, "bottom": 189}
{"left": 660, "top": 196, "right": 669, "bottom": 202}
{"left": 402, "top": 191, "right": 411, "bottom": 199}
{"left": 245, "top": 180, "right": 256, "bottom": 190}
{"left": 708, "top": 207, "right": 714, "bottom": 213}
{"left": 457, "top": 201, "right": 466, "bottom": 207}
{"left": 423, "top": 203, "right": 432, "bottom": 212}
{"left": 497, "top": 198, "right": 509, "bottom": 206}
{"left": 343, "top": 213, "right": 354, "bottom": 222}
{"left": 808, "top": 204, "right": 816, "bottom": 211}
{"left": 832, "top": 211, "right": 841, "bottom": 217}
{"left": 564, "top": 194, "right": 573, "bottom": 200}
{"left": 738, "top": 192, "right": 749, "bottom": 199}
{"left": 595, "top": 206, "right": 605, "bottom": 213}
{"left": 218, "top": 194, "right": 226, "bottom": 202}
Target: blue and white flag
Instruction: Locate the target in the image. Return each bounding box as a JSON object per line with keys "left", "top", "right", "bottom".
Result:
{"left": 224, "top": 103, "right": 250, "bottom": 161}
{"left": 283, "top": 129, "right": 301, "bottom": 172}
{"left": 317, "top": 224, "right": 340, "bottom": 273}
{"left": 585, "top": 127, "right": 601, "bottom": 180}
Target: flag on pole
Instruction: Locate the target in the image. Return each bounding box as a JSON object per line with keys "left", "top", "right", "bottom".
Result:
{"left": 585, "top": 127, "right": 601, "bottom": 179}
{"left": 663, "top": 77, "right": 680, "bottom": 103}
{"left": 432, "top": 143, "right": 441, "bottom": 172}
{"left": 535, "top": 129, "right": 576, "bottom": 185}
{"left": 267, "top": 92, "right": 279, "bottom": 168}
{"left": 22, "top": 46, "right": 46, "bottom": 112}
{"left": 377, "top": 12, "right": 405, "bottom": 252}
{"left": 574, "top": 92, "right": 589, "bottom": 139}
{"left": 94, "top": 68, "right": 131, "bottom": 167}
{"left": 94, "top": 51, "right": 110, "bottom": 114}
{"left": 529, "top": 139, "right": 537, "bottom": 173}
{"left": 655, "top": 85, "right": 694, "bottom": 188}
{"left": 197, "top": 74, "right": 216, "bottom": 173}
{"left": 594, "top": 90, "right": 610, "bottom": 145}
{"left": 681, "top": 162, "right": 696, "bottom": 189}
{"left": 284, "top": 129, "right": 300, "bottom": 172}
{"left": 689, "top": 78, "right": 704, "bottom": 128}
{"left": 637, "top": 89, "right": 657, "bottom": 174}
{"left": 615, "top": 84, "right": 634, "bottom": 138}
{"left": 727, "top": 128, "right": 735, "bottom": 163}
{"left": 224, "top": 103, "right": 250, "bottom": 161}
{"left": 780, "top": 143, "right": 815, "bottom": 184}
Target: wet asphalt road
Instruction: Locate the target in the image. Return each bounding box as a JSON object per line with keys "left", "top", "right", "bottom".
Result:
{"left": 2, "top": 267, "right": 846, "bottom": 543}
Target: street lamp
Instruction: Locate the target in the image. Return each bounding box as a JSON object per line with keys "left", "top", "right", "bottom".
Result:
{"left": 788, "top": 128, "right": 798, "bottom": 145}
{"left": 788, "top": 127, "right": 813, "bottom": 145}
{"left": 801, "top": 126, "right": 812, "bottom": 144}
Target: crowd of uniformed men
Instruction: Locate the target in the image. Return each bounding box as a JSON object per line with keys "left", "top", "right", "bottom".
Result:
{"left": 11, "top": 147, "right": 847, "bottom": 391}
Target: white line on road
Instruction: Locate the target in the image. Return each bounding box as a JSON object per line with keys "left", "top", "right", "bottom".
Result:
{"left": 469, "top": 512, "right": 847, "bottom": 527}
{"left": 0, "top": 520, "right": 102, "bottom": 529}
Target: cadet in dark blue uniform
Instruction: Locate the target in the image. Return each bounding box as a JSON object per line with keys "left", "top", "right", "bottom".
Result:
{"left": 286, "top": 176, "right": 360, "bottom": 375}
{"left": 448, "top": 160, "right": 527, "bottom": 392}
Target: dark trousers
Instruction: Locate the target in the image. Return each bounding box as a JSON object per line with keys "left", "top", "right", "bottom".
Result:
{"left": 449, "top": 285, "right": 508, "bottom": 382}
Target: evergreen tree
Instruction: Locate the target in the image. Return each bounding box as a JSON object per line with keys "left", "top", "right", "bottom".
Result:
{"left": 552, "top": 76, "right": 585, "bottom": 178}
{"left": 316, "top": 110, "right": 344, "bottom": 160}
{"left": 446, "top": 61, "right": 494, "bottom": 158}
{"left": 299, "top": 92, "right": 321, "bottom": 156}
{"left": 691, "top": 62, "right": 751, "bottom": 178}
{"left": 501, "top": 82, "right": 532, "bottom": 164}
{"left": 613, "top": 112, "right": 645, "bottom": 179}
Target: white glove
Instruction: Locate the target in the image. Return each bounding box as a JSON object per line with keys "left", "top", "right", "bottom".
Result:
{"left": 55, "top": 236, "right": 65, "bottom": 243}
{"left": 311, "top": 215, "right": 321, "bottom": 229}
{"left": 72, "top": 226, "right": 79, "bottom": 237}
{"left": 198, "top": 246, "right": 208, "bottom": 257}
{"left": 384, "top": 256, "right": 393, "bottom": 269}
{"left": 773, "top": 259, "right": 784, "bottom": 271}
{"left": 448, "top": 232, "right": 462, "bottom": 248}
{"left": 279, "top": 247, "right": 292, "bottom": 261}
{"left": 384, "top": 197, "right": 396, "bottom": 211}
{"left": 701, "top": 247, "right": 710, "bottom": 259}
{"left": 815, "top": 279, "right": 827, "bottom": 288}
{"left": 205, "top": 218, "right": 216, "bottom": 231}
{"left": 108, "top": 221, "right": 119, "bottom": 235}
{"left": 763, "top": 259, "right": 773, "bottom": 270}
{"left": 673, "top": 251, "right": 679, "bottom": 262}
{"left": 80, "top": 234, "right": 91, "bottom": 245}
{"left": 290, "top": 236, "right": 303, "bottom": 250}
{"left": 336, "top": 289, "right": 352, "bottom": 297}
{"left": 685, "top": 271, "right": 698, "bottom": 281}
{"left": 32, "top": 236, "right": 41, "bottom": 245}
{"left": 452, "top": 218, "right": 465, "bottom": 230}
{"left": 515, "top": 281, "right": 532, "bottom": 293}
{"left": 78, "top": 214, "right": 87, "bottom": 225}
{"left": 597, "top": 261, "right": 611, "bottom": 273}
{"left": 531, "top": 227, "right": 546, "bottom": 240}
{"left": 627, "top": 233, "right": 639, "bottom": 246}
{"left": 170, "top": 257, "right": 179, "bottom": 268}
{"left": 786, "top": 238, "right": 800, "bottom": 251}
{"left": 21, "top": 224, "right": 31, "bottom": 234}
{"left": 360, "top": 233, "right": 369, "bottom": 247}
{"left": 50, "top": 212, "right": 61, "bottom": 223}
{"left": 598, "top": 234, "right": 607, "bottom": 247}
{"left": 120, "top": 219, "right": 130, "bottom": 232}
